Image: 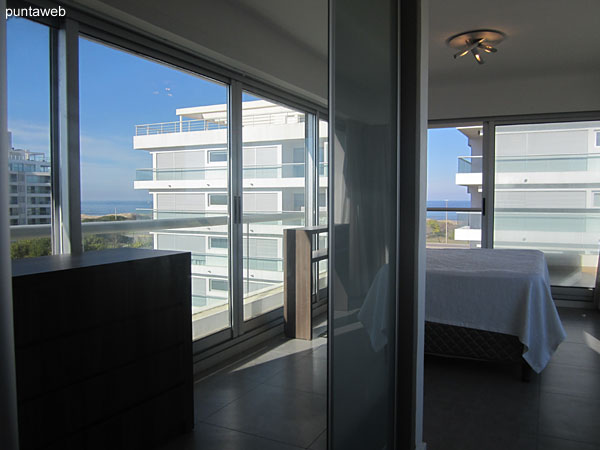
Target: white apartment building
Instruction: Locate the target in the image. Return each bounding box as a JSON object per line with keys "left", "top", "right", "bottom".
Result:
{"left": 133, "top": 100, "right": 328, "bottom": 338}
{"left": 454, "top": 122, "right": 600, "bottom": 288}
{"left": 8, "top": 132, "right": 51, "bottom": 226}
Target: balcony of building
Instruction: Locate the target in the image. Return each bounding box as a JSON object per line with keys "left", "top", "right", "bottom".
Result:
{"left": 133, "top": 105, "right": 307, "bottom": 151}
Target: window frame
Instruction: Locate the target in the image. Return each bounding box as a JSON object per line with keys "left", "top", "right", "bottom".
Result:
{"left": 7, "top": 0, "right": 328, "bottom": 353}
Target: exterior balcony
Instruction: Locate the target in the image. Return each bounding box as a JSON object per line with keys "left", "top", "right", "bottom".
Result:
{"left": 134, "top": 163, "right": 310, "bottom": 190}
{"left": 455, "top": 155, "right": 482, "bottom": 187}
{"left": 456, "top": 153, "right": 600, "bottom": 187}
{"left": 134, "top": 110, "right": 306, "bottom": 151}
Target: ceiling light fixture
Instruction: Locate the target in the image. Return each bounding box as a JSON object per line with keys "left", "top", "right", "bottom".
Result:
{"left": 447, "top": 29, "right": 506, "bottom": 65}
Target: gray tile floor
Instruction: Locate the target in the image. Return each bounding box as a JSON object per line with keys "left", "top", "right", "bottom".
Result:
{"left": 160, "top": 307, "right": 600, "bottom": 450}
{"left": 424, "top": 307, "right": 600, "bottom": 450}
{"left": 160, "top": 318, "right": 328, "bottom": 450}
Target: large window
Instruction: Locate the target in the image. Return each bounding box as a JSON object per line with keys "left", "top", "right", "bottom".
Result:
{"left": 7, "top": 17, "right": 53, "bottom": 259}
{"left": 427, "top": 126, "right": 483, "bottom": 248}
{"left": 79, "top": 37, "right": 231, "bottom": 340}
{"left": 494, "top": 121, "right": 600, "bottom": 288}
{"left": 242, "top": 93, "right": 307, "bottom": 321}
{"left": 5, "top": 16, "right": 327, "bottom": 343}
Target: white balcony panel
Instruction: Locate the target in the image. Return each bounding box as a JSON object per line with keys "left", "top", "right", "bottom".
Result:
{"left": 454, "top": 227, "right": 482, "bottom": 242}
{"left": 244, "top": 269, "right": 283, "bottom": 282}
{"left": 192, "top": 265, "right": 229, "bottom": 277}
{"left": 242, "top": 123, "right": 305, "bottom": 143}
{"left": 495, "top": 171, "right": 600, "bottom": 186}
{"left": 135, "top": 178, "right": 304, "bottom": 190}
{"left": 243, "top": 178, "right": 305, "bottom": 189}
{"left": 134, "top": 129, "right": 228, "bottom": 150}
{"left": 495, "top": 230, "right": 600, "bottom": 247}
{"left": 134, "top": 180, "right": 228, "bottom": 190}
{"left": 455, "top": 172, "right": 482, "bottom": 186}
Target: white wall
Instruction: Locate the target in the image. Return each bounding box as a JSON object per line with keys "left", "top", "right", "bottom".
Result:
{"left": 67, "top": 0, "right": 328, "bottom": 105}
{"left": 429, "top": 70, "right": 600, "bottom": 120}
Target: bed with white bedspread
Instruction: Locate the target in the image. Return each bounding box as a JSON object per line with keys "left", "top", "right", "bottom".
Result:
{"left": 426, "top": 248, "right": 566, "bottom": 373}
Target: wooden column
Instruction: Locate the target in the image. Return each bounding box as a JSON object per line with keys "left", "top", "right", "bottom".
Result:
{"left": 284, "top": 228, "right": 313, "bottom": 340}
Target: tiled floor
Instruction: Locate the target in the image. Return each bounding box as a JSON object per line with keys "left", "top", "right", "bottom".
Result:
{"left": 159, "top": 318, "right": 328, "bottom": 450}
{"left": 160, "top": 307, "right": 600, "bottom": 450}
{"left": 424, "top": 307, "right": 600, "bottom": 450}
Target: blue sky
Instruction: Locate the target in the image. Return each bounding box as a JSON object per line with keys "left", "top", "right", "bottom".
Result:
{"left": 427, "top": 128, "right": 471, "bottom": 202}
{"left": 7, "top": 17, "right": 471, "bottom": 204}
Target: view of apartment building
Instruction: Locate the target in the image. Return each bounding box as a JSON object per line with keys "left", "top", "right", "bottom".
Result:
{"left": 7, "top": 132, "right": 51, "bottom": 226}
{"left": 454, "top": 121, "right": 600, "bottom": 288}
{"left": 133, "top": 100, "right": 328, "bottom": 339}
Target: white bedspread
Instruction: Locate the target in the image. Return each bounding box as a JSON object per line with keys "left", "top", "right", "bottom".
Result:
{"left": 426, "top": 248, "right": 566, "bottom": 373}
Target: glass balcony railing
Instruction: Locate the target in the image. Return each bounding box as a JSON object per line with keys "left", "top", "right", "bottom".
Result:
{"left": 192, "top": 252, "right": 282, "bottom": 272}
{"left": 457, "top": 155, "right": 482, "bottom": 174}
{"left": 495, "top": 153, "right": 600, "bottom": 173}
{"left": 136, "top": 163, "right": 307, "bottom": 181}
{"left": 458, "top": 153, "right": 600, "bottom": 175}
{"left": 426, "top": 209, "right": 481, "bottom": 249}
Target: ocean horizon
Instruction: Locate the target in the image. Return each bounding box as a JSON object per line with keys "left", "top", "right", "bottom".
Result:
{"left": 81, "top": 200, "right": 153, "bottom": 216}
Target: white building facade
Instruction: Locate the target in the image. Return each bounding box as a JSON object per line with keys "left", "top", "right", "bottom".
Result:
{"left": 454, "top": 121, "right": 600, "bottom": 289}
{"left": 134, "top": 100, "right": 328, "bottom": 339}
{"left": 8, "top": 133, "right": 51, "bottom": 226}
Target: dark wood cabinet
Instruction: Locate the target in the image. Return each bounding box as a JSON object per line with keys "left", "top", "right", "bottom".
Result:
{"left": 12, "top": 248, "right": 193, "bottom": 450}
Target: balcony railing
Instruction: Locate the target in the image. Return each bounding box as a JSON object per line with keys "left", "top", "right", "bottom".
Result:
{"left": 426, "top": 207, "right": 482, "bottom": 248}
{"left": 136, "top": 163, "right": 308, "bottom": 181}
{"left": 10, "top": 211, "right": 306, "bottom": 240}
{"left": 458, "top": 153, "right": 600, "bottom": 174}
{"left": 135, "top": 119, "right": 227, "bottom": 136}
{"left": 135, "top": 112, "right": 305, "bottom": 136}
{"left": 457, "top": 155, "right": 482, "bottom": 174}
{"left": 191, "top": 252, "right": 283, "bottom": 272}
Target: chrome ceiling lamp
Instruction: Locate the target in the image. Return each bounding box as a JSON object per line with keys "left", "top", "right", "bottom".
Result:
{"left": 447, "top": 29, "right": 506, "bottom": 65}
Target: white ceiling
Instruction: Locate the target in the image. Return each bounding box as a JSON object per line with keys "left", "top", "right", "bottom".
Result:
{"left": 233, "top": 0, "right": 328, "bottom": 59}
{"left": 429, "top": 0, "right": 600, "bottom": 83}
{"left": 236, "top": 0, "right": 600, "bottom": 83}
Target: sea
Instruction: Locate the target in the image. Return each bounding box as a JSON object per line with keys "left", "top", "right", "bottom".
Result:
{"left": 81, "top": 200, "right": 153, "bottom": 216}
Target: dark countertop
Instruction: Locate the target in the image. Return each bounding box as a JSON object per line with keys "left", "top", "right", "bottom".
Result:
{"left": 12, "top": 248, "right": 190, "bottom": 277}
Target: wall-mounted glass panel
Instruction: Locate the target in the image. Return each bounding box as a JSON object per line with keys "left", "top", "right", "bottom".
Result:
{"left": 7, "top": 18, "right": 53, "bottom": 258}
{"left": 427, "top": 126, "right": 483, "bottom": 249}
{"left": 79, "top": 36, "right": 231, "bottom": 339}
{"left": 494, "top": 121, "right": 600, "bottom": 288}
{"left": 242, "top": 92, "right": 306, "bottom": 321}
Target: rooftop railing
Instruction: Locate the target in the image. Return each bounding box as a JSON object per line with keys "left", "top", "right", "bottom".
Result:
{"left": 135, "top": 112, "right": 305, "bottom": 136}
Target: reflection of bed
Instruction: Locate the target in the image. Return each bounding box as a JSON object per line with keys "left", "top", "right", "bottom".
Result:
{"left": 425, "top": 249, "right": 566, "bottom": 378}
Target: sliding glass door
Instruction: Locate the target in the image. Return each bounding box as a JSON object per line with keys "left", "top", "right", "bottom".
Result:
{"left": 494, "top": 120, "right": 600, "bottom": 289}
{"left": 241, "top": 92, "right": 307, "bottom": 323}
{"left": 79, "top": 36, "right": 233, "bottom": 341}
{"left": 8, "top": 21, "right": 326, "bottom": 345}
